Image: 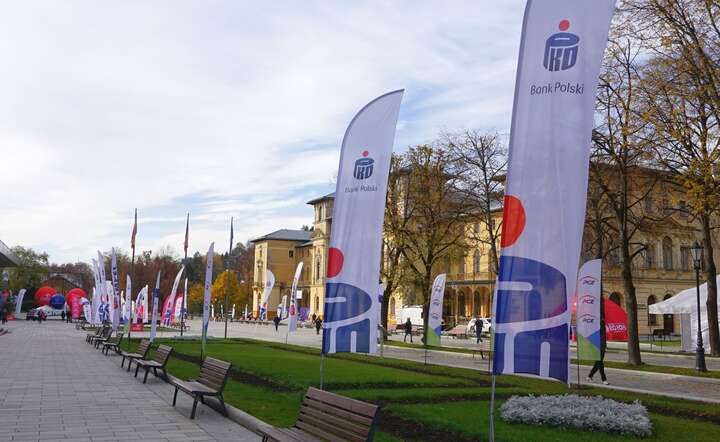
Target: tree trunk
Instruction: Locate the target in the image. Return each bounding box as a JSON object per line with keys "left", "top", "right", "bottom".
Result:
{"left": 701, "top": 215, "right": 720, "bottom": 356}
{"left": 421, "top": 267, "right": 433, "bottom": 345}
{"left": 381, "top": 290, "right": 390, "bottom": 341}
{"left": 621, "top": 241, "right": 642, "bottom": 365}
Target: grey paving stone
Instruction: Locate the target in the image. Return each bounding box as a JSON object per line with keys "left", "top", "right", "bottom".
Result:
{"left": 0, "top": 321, "right": 259, "bottom": 442}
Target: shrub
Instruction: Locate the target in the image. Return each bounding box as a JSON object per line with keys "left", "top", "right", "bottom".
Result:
{"left": 500, "top": 394, "right": 652, "bottom": 437}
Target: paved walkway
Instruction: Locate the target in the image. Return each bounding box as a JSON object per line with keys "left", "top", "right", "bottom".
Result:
{"left": 0, "top": 320, "right": 259, "bottom": 442}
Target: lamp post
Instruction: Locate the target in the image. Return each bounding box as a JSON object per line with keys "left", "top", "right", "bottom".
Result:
{"left": 690, "top": 242, "right": 707, "bottom": 372}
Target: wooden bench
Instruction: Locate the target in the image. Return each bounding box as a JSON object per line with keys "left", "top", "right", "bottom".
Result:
{"left": 134, "top": 345, "right": 173, "bottom": 384}
{"left": 120, "top": 339, "right": 151, "bottom": 371}
{"left": 444, "top": 325, "right": 468, "bottom": 339}
{"left": 92, "top": 327, "right": 113, "bottom": 348}
{"left": 259, "top": 387, "right": 380, "bottom": 442}
{"left": 86, "top": 326, "right": 106, "bottom": 343}
{"left": 102, "top": 332, "right": 124, "bottom": 355}
{"left": 171, "top": 357, "right": 232, "bottom": 419}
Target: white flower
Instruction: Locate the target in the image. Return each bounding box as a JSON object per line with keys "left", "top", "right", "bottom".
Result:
{"left": 500, "top": 394, "right": 653, "bottom": 437}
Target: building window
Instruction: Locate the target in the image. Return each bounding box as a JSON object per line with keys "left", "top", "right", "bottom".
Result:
{"left": 473, "top": 250, "right": 481, "bottom": 274}
{"left": 647, "top": 295, "right": 657, "bottom": 326}
{"left": 390, "top": 298, "right": 396, "bottom": 317}
{"left": 679, "top": 200, "right": 688, "bottom": 217}
{"left": 662, "top": 236, "right": 673, "bottom": 270}
{"left": 289, "top": 250, "right": 294, "bottom": 258}
{"left": 680, "top": 246, "right": 691, "bottom": 271}
{"left": 458, "top": 293, "right": 466, "bottom": 317}
{"left": 644, "top": 196, "right": 654, "bottom": 213}
{"left": 644, "top": 243, "right": 655, "bottom": 269}
{"left": 315, "top": 258, "right": 321, "bottom": 283}
{"left": 459, "top": 254, "right": 466, "bottom": 274}
{"left": 473, "top": 222, "right": 480, "bottom": 234}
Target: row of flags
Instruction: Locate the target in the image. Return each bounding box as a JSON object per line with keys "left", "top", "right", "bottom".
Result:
{"left": 84, "top": 1, "right": 617, "bottom": 397}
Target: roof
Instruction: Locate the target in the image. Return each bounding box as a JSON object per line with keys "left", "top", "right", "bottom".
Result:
{"left": 0, "top": 240, "right": 18, "bottom": 267}
{"left": 250, "top": 229, "right": 312, "bottom": 243}
{"left": 297, "top": 241, "right": 313, "bottom": 247}
{"left": 306, "top": 192, "right": 335, "bottom": 205}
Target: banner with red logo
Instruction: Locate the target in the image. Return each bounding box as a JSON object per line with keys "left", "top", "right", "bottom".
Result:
{"left": 322, "top": 90, "right": 404, "bottom": 355}
{"left": 288, "top": 262, "right": 303, "bottom": 332}
{"left": 259, "top": 270, "right": 275, "bottom": 321}
{"left": 426, "top": 274, "right": 447, "bottom": 346}
{"left": 576, "top": 259, "right": 601, "bottom": 361}
{"left": 492, "top": 0, "right": 615, "bottom": 383}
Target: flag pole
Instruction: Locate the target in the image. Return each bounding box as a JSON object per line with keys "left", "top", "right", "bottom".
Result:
{"left": 319, "top": 353, "right": 325, "bottom": 390}
{"left": 181, "top": 213, "right": 189, "bottom": 337}
{"left": 128, "top": 208, "right": 137, "bottom": 350}
{"left": 224, "top": 217, "right": 233, "bottom": 340}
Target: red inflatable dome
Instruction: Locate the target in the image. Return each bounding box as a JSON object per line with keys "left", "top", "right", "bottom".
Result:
{"left": 34, "top": 286, "right": 55, "bottom": 306}
{"left": 66, "top": 288, "right": 87, "bottom": 319}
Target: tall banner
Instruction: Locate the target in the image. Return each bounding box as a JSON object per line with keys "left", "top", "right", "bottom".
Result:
{"left": 492, "top": 0, "right": 615, "bottom": 383}
{"left": 244, "top": 304, "right": 249, "bottom": 320}
{"left": 280, "top": 295, "right": 288, "bottom": 319}
{"left": 576, "top": 259, "right": 602, "bottom": 360}
{"left": 96, "top": 252, "right": 110, "bottom": 324}
{"left": 322, "top": 90, "right": 404, "bottom": 355}
{"left": 135, "top": 285, "right": 148, "bottom": 323}
{"left": 150, "top": 272, "right": 160, "bottom": 343}
{"left": 124, "top": 275, "right": 132, "bottom": 335}
{"left": 426, "top": 274, "right": 447, "bottom": 346}
{"left": 288, "top": 262, "right": 303, "bottom": 332}
{"left": 91, "top": 259, "right": 101, "bottom": 324}
{"left": 259, "top": 270, "right": 275, "bottom": 321}
{"left": 162, "top": 266, "right": 184, "bottom": 326}
{"left": 14, "top": 288, "right": 26, "bottom": 317}
{"left": 202, "top": 243, "right": 215, "bottom": 358}
{"left": 179, "top": 277, "right": 188, "bottom": 322}
{"left": 110, "top": 248, "right": 121, "bottom": 331}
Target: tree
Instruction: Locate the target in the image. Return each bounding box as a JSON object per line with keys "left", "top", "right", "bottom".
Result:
{"left": 639, "top": 48, "right": 720, "bottom": 355}
{"left": 212, "top": 270, "right": 244, "bottom": 317}
{"left": 394, "top": 143, "right": 473, "bottom": 336}
{"left": 7, "top": 246, "right": 49, "bottom": 299}
{"left": 591, "top": 37, "right": 658, "bottom": 365}
{"left": 380, "top": 154, "right": 412, "bottom": 335}
{"left": 445, "top": 129, "right": 507, "bottom": 275}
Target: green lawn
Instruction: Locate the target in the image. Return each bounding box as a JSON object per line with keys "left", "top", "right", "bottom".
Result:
{"left": 132, "top": 338, "right": 720, "bottom": 441}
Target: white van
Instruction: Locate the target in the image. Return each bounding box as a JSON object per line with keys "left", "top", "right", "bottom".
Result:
{"left": 397, "top": 305, "right": 424, "bottom": 330}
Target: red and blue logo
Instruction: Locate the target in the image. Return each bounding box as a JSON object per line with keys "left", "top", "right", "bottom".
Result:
{"left": 353, "top": 150, "right": 374, "bottom": 180}
{"left": 543, "top": 20, "right": 579, "bottom": 72}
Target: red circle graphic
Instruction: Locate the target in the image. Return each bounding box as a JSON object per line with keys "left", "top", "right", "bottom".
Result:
{"left": 500, "top": 195, "right": 526, "bottom": 248}
{"left": 327, "top": 247, "right": 344, "bottom": 278}
{"left": 559, "top": 20, "right": 570, "bottom": 31}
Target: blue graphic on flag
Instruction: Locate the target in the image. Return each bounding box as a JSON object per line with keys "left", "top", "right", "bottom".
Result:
{"left": 493, "top": 256, "right": 569, "bottom": 382}
{"left": 544, "top": 32, "right": 579, "bottom": 72}
{"left": 322, "top": 282, "right": 373, "bottom": 353}
{"left": 353, "top": 157, "right": 374, "bottom": 180}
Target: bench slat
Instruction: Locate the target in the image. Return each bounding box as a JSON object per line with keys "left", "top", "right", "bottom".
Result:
{"left": 299, "top": 405, "right": 370, "bottom": 436}
{"left": 306, "top": 387, "right": 378, "bottom": 418}
{"left": 302, "top": 398, "right": 373, "bottom": 427}
{"left": 295, "top": 420, "right": 362, "bottom": 442}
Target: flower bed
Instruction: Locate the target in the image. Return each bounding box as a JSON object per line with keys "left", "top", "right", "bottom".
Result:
{"left": 500, "top": 394, "right": 653, "bottom": 437}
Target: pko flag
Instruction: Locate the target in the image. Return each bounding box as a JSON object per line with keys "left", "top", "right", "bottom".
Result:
{"left": 576, "top": 259, "right": 602, "bottom": 361}
{"left": 492, "top": 0, "right": 615, "bottom": 383}
{"left": 322, "top": 90, "right": 404, "bottom": 355}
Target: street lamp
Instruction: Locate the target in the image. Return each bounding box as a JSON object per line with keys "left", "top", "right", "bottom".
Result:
{"left": 690, "top": 241, "right": 707, "bottom": 372}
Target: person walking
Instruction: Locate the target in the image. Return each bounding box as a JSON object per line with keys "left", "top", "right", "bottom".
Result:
{"left": 273, "top": 315, "right": 281, "bottom": 331}
{"left": 314, "top": 317, "right": 322, "bottom": 335}
{"left": 475, "top": 317, "right": 483, "bottom": 344}
{"left": 587, "top": 294, "right": 609, "bottom": 385}
{"left": 403, "top": 318, "right": 413, "bottom": 343}
{"left": 61, "top": 311, "right": 66, "bottom": 322}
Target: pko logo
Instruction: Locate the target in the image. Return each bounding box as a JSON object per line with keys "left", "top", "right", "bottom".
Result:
{"left": 353, "top": 150, "right": 374, "bottom": 180}
{"left": 543, "top": 19, "right": 580, "bottom": 72}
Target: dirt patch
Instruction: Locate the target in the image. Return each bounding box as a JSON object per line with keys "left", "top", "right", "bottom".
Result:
{"left": 378, "top": 412, "right": 477, "bottom": 442}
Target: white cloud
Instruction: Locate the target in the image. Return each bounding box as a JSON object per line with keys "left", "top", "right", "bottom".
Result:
{"left": 0, "top": 1, "right": 525, "bottom": 263}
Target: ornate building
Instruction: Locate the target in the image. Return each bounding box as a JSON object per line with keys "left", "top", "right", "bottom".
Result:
{"left": 252, "top": 172, "right": 719, "bottom": 335}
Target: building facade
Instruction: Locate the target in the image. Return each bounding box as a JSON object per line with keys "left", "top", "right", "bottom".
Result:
{"left": 252, "top": 174, "right": 719, "bottom": 336}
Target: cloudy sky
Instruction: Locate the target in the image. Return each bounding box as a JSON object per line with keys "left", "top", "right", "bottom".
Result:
{"left": 0, "top": 1, "right": 525, "bottom": 263}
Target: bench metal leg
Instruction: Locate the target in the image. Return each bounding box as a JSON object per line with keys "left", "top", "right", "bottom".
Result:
{"left": 190, "top": 396, "right": 199, "bottom": 419}
{"left": 134, "top": 364, "right": 140, "bottom": 378}
{"left": 172, "top": 387, "right": 179, "bottom": 406}
{"left": 121, "top": 356, "right": 126, "bottom": 367}
{"left": 143, "top": 368, "right": 150, "bottom": 384}
{"left": 218, "top": 394, "right": 228, "bottom": 417}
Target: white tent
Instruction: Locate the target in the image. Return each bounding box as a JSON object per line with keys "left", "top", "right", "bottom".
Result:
{"left": 649, "top": 276, "right": 720, "bottom": 353}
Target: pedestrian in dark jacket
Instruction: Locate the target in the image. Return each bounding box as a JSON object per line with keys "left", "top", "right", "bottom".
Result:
{"left": 476, "top": 318, "right": 483, "bottom": 344}
{"left": 314, "top": 317, "right": 322, "bottom": 335}
{"left": 403, "top": 318, "right": 413, "bottom": 343}
{"left": 588, "top": 295, "right": 609, "bottom": 385}
{"left": 273, "top": 315, "right": 281, "bottom": 331}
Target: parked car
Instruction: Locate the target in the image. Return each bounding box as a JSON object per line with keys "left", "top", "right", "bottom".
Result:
{"left": 397, "top": 305, "right": 424, "bottom": 331}
{"left": 467, "top": 317, "right": 492, "bottom": 335}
